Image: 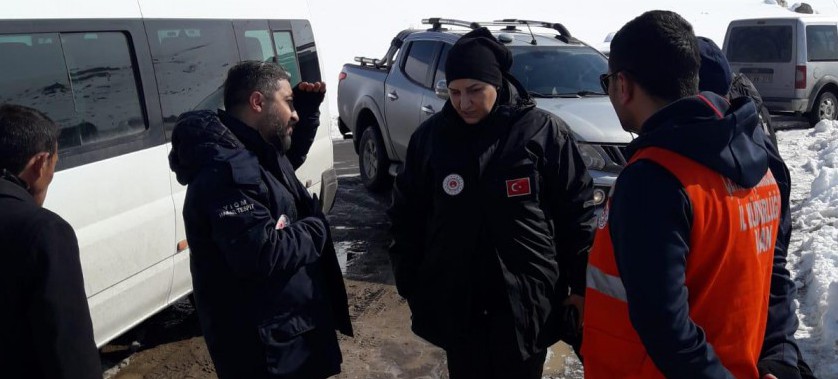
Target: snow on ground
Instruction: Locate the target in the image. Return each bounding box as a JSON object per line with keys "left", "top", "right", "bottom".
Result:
{"left": 780, "top": 123, "right": 838, "bottom": 377}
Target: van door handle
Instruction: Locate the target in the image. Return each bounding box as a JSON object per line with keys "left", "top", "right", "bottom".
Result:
{"left": 421, "top": 105, "right": 435, "bottom": 114}
{"left": 387, "top": 92, "right": 399, "bottom": 101}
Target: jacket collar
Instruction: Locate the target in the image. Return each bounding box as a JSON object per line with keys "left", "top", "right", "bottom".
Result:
{"left": 0, "top": 169, "right": 35, "bottom": 205}
{"left": 218, "top": 110, "right": 279, "bottom": 160}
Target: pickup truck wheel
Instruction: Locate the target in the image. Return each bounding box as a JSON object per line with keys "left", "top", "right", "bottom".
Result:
{"left": 810, "top": 90, "right": 838, "bottom": 126}
{"left": 358, "top": 126, "right": 392, "bottom": 192}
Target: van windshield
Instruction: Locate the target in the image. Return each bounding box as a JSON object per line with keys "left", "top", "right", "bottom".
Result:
{"left": 727, "top": 25, "right": 793, "bottom": 63}
{"left": 509, "top": 46, "right": 608, "bottom": 97}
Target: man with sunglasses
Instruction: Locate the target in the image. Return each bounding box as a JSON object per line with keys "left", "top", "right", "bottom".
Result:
{"left": 583, "top": 11, "right": 781, "bottom": 378}
{"left": 169, "top": 61, "right": 352, "bottom": 379}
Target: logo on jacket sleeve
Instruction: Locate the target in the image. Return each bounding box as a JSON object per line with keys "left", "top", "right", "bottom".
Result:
{"left": 443, "top": 174, "right": 465, "bottom": 196}
{"left": 506, "top": 177, "right": 531, "bottom": 197}
{"left": 217, "top": 198, "right": 255, "bottom": 218}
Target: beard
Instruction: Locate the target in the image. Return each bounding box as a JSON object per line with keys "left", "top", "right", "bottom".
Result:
{"left": 258, "top": 108, "right": 294, "bottom": 153}
{"left": 277, "top": 131, "right": 292, "bottom": 153}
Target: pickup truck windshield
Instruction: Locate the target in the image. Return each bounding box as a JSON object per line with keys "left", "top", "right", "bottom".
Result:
{"left": 509, "top": 46, "right": 608, "bottom": 97}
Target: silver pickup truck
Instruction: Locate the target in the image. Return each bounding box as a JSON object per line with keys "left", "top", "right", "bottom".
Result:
{"left": 337, "top": 18, "right": 633, "bottom": 207}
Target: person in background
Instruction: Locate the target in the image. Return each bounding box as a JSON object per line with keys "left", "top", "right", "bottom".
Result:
{"left": 0, "top": 104, "right": 102, "bottom": 379}
{"left": 697, "top": 36, "right": 778, "bottom": 149}
{"left": 168, "top": 61, "right": 352, "bottom": 379}
{"left": 697, "top": 36, "right": 817, "bottom": 379}
{"left": 583, "top": 10, "right": 781, "bottom": 378}
{"left": 389, "top": 27, "right": 595, "bottom": 379}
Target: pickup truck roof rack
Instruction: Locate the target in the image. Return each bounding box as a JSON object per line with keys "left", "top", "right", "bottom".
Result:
{"left": 354, "top": 29, "right": 413, "bottom": 69}
{"left": 422, "top": 18, "right": 481, "bottom": 31}
{"left": 421, "top": 17, "right": 580, "bottom": 44}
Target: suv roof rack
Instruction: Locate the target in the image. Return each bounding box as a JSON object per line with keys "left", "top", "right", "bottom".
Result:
{"left": 494, "top": 18, "right": 576, "bottom": 42}
{"left": 420, "top": 17, "right": 579, "bottom": 44}
{"left": 422, "top": 18, "right": 482, "bottom": 31}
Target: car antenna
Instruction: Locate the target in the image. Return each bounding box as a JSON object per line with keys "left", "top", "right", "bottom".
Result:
{"left": 525, "top": 22, "right": 537, "bottom": 45}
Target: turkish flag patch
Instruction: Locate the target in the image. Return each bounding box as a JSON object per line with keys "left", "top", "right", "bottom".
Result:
{"left": 506, "top": 177, "right": 531, "bottom": 197}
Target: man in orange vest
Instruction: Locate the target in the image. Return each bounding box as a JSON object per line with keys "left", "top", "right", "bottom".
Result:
{"left": 583, "top": 10, "right": 782, "bottom": 378}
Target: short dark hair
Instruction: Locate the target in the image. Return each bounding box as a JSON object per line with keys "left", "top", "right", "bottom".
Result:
{"left": 609, "top": 10, "right": 700, "bottom": 101}
{"left": 223, "top": 61, "right": 291, "bottom": 111}
{"left": 0, "top": 104, "right": 59, "bottom": 174}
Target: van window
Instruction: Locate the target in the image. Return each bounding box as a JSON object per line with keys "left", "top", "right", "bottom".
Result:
{"left": 403, "top": 41, "right": 437, "bottom": 88}
{"left": 807, "top": 25, "right": 838, "bottom": 61}
{"left": 146, "top": 20, "right": 239, "bottom": 129}
{"left": 273, "top": 31, "right": 302, "bottom": 86}
{"left": 0, "top": 32, "right": 145, "bottom": 150}
{"left": 727, "top": 25, "right": 793, "bottom": 63}
{"left": 242, "top": 30, "right": 276, "bottom": 63}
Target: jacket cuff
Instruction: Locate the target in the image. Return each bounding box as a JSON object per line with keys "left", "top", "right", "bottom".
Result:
{"left": 757, "top": 359, "right": 801, "bottom": 379}
{"left": 760, "top": 341, "right": 801, "bottom": 368}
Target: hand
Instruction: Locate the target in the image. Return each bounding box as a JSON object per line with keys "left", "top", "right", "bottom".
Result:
{"left": 563, "top": 294, "right": 585, "bottom": 332}
{"left": 308, "top": 193, "right": 327, "bottom": 222}
{"left": 296, "top": 81, "right": 327, "bottom": 94}
{"left": 762, "top": 375, "right": 778, "bottom": 379}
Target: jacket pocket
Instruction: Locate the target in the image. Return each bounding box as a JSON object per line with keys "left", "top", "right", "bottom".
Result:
{"left": 258, "top": 314, "right": 315, "bottom": 376}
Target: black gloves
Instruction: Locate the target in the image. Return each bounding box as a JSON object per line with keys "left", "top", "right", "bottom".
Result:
{"left": 292, "top": 83, "right": 326, "bottom": 115}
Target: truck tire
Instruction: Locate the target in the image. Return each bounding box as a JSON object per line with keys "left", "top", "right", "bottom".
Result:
{"left": 809, "top": 90, "right": 838, "bottom": 126}
{"left": 358, "top": 126, "right": 392, "bottom": 192}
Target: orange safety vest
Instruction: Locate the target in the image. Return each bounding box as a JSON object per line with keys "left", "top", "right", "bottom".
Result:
{"left": 582, "top": 146, "right": 780, "bottom": 379}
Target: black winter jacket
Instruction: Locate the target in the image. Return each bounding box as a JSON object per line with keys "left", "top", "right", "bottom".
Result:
{"left": 608, "top": 92, "right": 791, "bottom": 378}
{"left": 168, "top": 108, "right": 351, "bottom": 379}
{"left": 0, "top": 171, "right": 101, "bottom": 379}
{"left": 728, "top": 74, "right": 804, "bottom": 372}
{"left": 389, "top": 77, "right": 596, "bottom": 359}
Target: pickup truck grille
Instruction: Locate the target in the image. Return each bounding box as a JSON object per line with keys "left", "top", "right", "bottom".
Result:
{"left": 601, "top": 144, "right": 628, "bottom": 166}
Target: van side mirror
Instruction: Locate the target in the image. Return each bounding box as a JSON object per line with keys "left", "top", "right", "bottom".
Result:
{"left": 435, "top": 80, "right": 449, "bottom": 100}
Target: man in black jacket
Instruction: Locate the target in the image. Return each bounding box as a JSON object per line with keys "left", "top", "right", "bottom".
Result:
{"left": 697, "top": 36, "right": 816, "bottom": 379}
{"left": 0, "top": 104, "right": 101, "bottom": 379}
{"left": 169, "top": 61, "right": 352, "bottom": 379}
{"left": 388, "top": 27, "right": 596, "bottom": 379}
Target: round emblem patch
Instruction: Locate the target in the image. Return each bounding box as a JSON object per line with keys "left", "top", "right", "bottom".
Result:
{"left": 443, "top": 174, "right": 465, "bottom": 196}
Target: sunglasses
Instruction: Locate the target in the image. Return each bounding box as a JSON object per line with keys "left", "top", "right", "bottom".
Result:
{"left": 599, "top": 69, "right": 625, "bottom": 93}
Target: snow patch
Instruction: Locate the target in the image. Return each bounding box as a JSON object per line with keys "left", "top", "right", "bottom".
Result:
{"left": 780, "top": 121, "right": 838, "bottom": 378}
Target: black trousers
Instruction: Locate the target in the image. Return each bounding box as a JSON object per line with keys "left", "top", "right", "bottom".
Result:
{"left": 447, "top": 345, "right": 547, "bottom": 379}
{"left": 445, "top": 311, "right": 547, "bottom": 379}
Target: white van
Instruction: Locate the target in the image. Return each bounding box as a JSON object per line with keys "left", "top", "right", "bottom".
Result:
{"left": 724, "top": 16, "right": 838, "bottom": 125}
{"left": 0, "top": 0, "right": 336, "bottom": 347}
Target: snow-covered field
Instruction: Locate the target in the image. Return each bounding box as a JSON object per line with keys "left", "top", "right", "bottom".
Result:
{"left": 780, "top": 123, "right": 838, "bottom": 377}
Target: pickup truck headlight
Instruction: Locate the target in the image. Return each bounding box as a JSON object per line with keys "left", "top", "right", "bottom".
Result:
{"left": 577, "top": 143, "right": 610, "bottom": 171}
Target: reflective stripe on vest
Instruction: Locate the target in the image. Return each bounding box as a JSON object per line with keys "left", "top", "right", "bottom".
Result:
{"left": 582, "top": 146, "right": 779, "bottom": 379}
{"left": 586, "top": 264, "right": 626, "bottom": 302}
